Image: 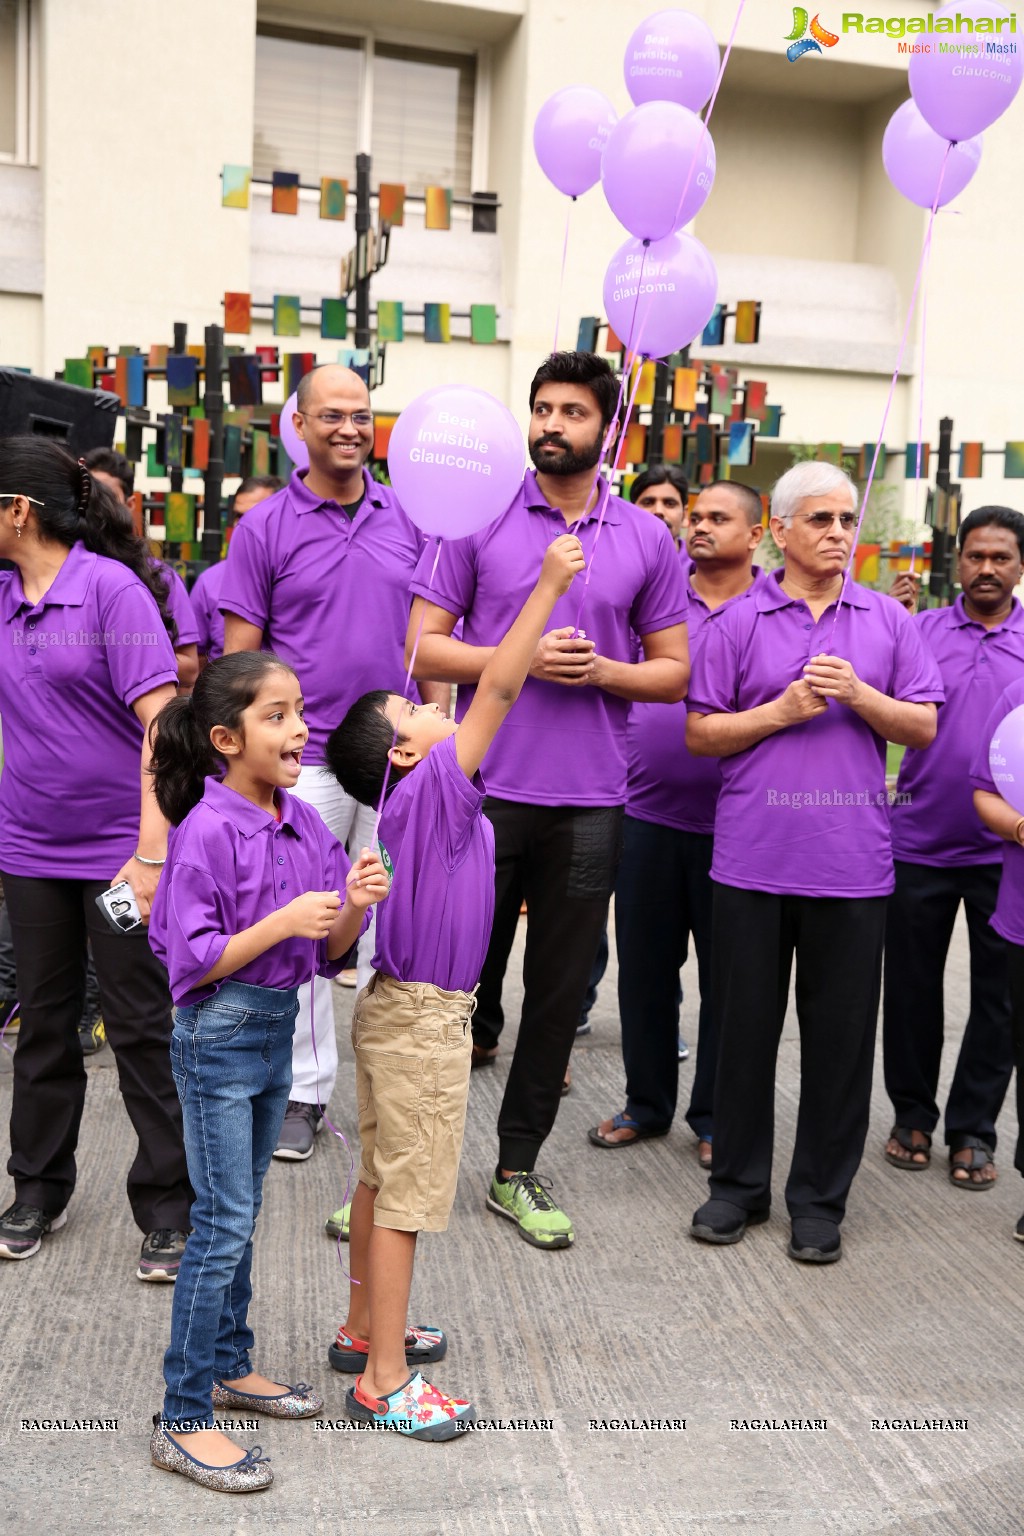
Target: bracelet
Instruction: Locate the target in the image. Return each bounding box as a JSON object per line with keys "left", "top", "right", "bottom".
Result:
{"left": 134, "top": 851, "right": 166, "bottom": 866}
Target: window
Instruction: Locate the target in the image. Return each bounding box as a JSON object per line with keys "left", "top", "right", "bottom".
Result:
{"left": 254, "top": 25, "right": 476, "bottom": 196}
{"left": 0, "top": 0, "right": 34, "bottom": 164}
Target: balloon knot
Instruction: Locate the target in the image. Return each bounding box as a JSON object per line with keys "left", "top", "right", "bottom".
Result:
{"left": 642, "top": 238, "right": 651, "bottom": 247}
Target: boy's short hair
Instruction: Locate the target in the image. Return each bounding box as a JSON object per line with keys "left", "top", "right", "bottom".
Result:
{"left": 325, "top": 690, "right": 408, "bottom": 807}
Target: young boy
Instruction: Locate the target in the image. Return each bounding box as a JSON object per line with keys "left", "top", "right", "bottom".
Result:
{"left": 323, "top": 533, "right": 585, "bottom": 1440}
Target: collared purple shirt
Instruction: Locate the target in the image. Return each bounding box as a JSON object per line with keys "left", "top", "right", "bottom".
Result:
{"left": 373, "top": 733, "right": 494, "bottom": 992}
{"left": 409, "top": 471, "right": 689, "bottom": 807}
{"left": 189, "top": 560, "right": 227, "bottom": 661}
{"left": 893, "top": 595, "right": 1024, "bottom": 866}
{"left": 970, "top": 678, "right": 1024, "bottom": 945}
{"left": 688, "top": 570, "right": 944, "bottom": 897}
{"left": 154, "top": 560, "right": 200, "bottom": 649}
{"left": 0, "top": 543, "right": 178, "bottom": 878}
{"left": 149, "top": 776, "right": 363, "bottom": 1005}
{"left": 219, "top": 468, "right": 426, "bottom": 759}
{"left": 626, "top": 564, "right": 766, "bottom": 834}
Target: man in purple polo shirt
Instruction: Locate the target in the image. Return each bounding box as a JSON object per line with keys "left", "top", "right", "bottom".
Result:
{"left": 189, "top": 476, "right": 283, "bottom": 665}
{"left": 221, "top": 365, "right": 446, "bottom": 1161}
{"left": 409, "top": 351, "right": 689, "bottom": 1249}
{"left": 883, "top": 506, "right": 1024, "bottom": 1190}
{"left": 686, "top": 462, "right": 943, "bottom": 1264}
{"left": 590, "top": 480, "right": 764, "bottom": 1167}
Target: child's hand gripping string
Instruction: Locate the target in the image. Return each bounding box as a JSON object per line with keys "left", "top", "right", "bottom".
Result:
{"left": 539, "top": 533, "right": 587, "bottom": 597}
{"left": 345, "top": 848, "right": 391, "bottom": 912}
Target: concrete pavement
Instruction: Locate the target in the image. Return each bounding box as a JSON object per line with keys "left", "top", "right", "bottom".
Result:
{"left": 1, "top": 910, "right": 1021, "bottom": 1535}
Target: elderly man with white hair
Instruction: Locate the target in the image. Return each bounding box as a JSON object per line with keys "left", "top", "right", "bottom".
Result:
{"left": 683, "top": 462, "right": 944, "bottom": 1263}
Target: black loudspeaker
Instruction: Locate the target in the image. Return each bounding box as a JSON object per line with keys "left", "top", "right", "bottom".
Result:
{"left": 0, "top": 369, "right": 120, "bottom": 456}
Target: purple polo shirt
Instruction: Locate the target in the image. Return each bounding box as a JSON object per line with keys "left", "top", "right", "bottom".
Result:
{"left": 373, "top": 733, "right": 494, "bottom": 992}
{"left": 688, "top": 570, "right": 944, "bottom": 898}
{"left": 189, "top": 561, "right": 227, "bottom": 661}
{"left": 220, "top": 468, "right": 426, "bottom": 760}
{"left": 0, "top": 543, "right": 178, "bottom": 879}
{"left": 409, "top": 472, "right": 689, "bottom": 807}
{"left": 893, "top": 596, "right": 1024, "bottom": 866}
{"left": 149, "top": 776, "right": 363, "bottom": 1005}
{"left": 626, "top": 565, "right": 766, "bottom": 834}
{"left": 970, "top": 678, "right": 1024, "bottom": 945}
{"left": 155, "top": 560, "right": 200, "bottom": 649}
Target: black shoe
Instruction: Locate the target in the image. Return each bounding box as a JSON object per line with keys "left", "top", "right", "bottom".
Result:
{"left": 78, "top": 1014, "right": 106, "bottom": 1056}
{"left": 138, "top": 1228, "right": 189, "bottom": 1282}
{"left": 575, "top": 1021, "right": 592, "bottom": 1037}
{"left": 691, "top": 1199, "right": 769, "bottom": 1245}
{"left": 273, "top": 1100, "right": 324, "bottom": 1161}
{"left": 788, "top": 1217, "right": 842, "bottom": 1264}
{"left": 1014, "top": 1213, "right": 1024, "bottom": 1243}
{"left": 0, "top": 1200, "right": 68, "bottom": 1259}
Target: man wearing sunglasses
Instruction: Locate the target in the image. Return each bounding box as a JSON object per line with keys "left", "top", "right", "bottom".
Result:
{"left": 221, "top": 365, "right": 446, "bottom": 1162}
{"left": 685, "top": 462, "right": 944, "bottom": 1264}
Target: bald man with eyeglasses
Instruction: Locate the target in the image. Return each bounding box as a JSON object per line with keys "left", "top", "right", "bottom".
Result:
{"left": 221, "top": 364, "right": 447, "bottom": 1161}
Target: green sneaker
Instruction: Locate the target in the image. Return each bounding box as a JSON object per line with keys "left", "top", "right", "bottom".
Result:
{"left": 324, "top": 1202, "right": 351, "bottom": 1240}
{"left": 486, "top": 1172, "right": 575, "bottom": 1249}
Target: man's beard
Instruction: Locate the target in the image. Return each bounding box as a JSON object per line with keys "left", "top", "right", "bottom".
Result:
{"left": 529, "top": 432, "right": 605, "bottom": 476}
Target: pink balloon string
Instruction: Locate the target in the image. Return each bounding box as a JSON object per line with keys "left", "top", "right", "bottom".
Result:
{"left": 552, "top": 197, "right": 576, "bottom": 355}
{"left": 826, "top": 142, "right": 953, "bottom": 648}
{"left": 0, "top": 1000, "right": 17, "bottom": 1055}
{"left": 371, "top": 535, "right": 444, "bottom": 848}
{"left": 911, "top": 204, "right": 939, "bottom": 576}
{"left": 669, "top": 0, "right": 747, "bottom": 232}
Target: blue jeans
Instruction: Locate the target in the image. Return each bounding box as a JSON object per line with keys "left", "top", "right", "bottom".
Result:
{"left": 162, "top": 980, "right": 298, "bottom": 1430}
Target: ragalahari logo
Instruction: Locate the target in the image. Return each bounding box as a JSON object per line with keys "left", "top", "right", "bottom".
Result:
{"left": 785, "top": 8, "right": 840, "bottom": 61}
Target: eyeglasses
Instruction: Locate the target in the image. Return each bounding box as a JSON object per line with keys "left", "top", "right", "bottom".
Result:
{"left": 796, "top": 511, "right": 857, "bottom": 531}
{"left": 298, "top": 411, "right": 373, "bottom": 429}
{"left": 0, "top": 493, "right": 44, "bottom": 505}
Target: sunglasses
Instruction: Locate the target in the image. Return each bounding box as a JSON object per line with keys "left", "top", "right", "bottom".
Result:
{"left": 795, "top": 511, "right": 857, "bottom": 531}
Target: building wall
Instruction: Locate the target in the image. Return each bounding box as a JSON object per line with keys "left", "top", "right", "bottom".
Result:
{"left": 0, "top": 0, "right": 1020, "bottom": 518}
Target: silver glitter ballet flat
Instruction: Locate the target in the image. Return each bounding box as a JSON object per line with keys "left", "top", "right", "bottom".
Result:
{"left": 211, "top": 1378, "right": 323, "bottom": 1418}
{"left": 150, "top": 1417, "right": 273, "bottom": 1492}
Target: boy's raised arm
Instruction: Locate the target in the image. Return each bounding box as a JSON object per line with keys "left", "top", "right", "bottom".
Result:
{"left": 454, "top": 535, "right": 585, "bottom": 780}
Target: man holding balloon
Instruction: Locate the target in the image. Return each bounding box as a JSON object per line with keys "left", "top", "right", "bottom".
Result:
{"left": 407, "top": 351, "right": 690, "bottom": 1250}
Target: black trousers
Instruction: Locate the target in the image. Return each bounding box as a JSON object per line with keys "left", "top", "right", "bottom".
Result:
{"left": 883, "top": 860, "right": 1012, "bottom": 1148}
{"left": 709, "top": 883, "right": 887, "bottom": 1224}
{"left": 615, "top": 816, "right": 715, "bottom": 1137}
{"left": 0, "top": 899, "right": 102, "bottom": 1028}
{"left": 2, "top": 872, "right": 193, "bottom": 1231}
{"left": 474, "top": 799, "right": 623, "bottom": 1171}
{"left": 1003, "top": 944, "right": 1024, "bottom": 1177}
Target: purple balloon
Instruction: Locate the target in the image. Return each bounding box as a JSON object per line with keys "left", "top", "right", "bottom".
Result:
{"left": 387, "top": 386, "right": 524, "bottom": 539}
{"left": 909, "top": 0, "right": 1022, "bottom": 141}
{"left": 882, "top": 99, "right": 982, "bottom": 208}
{"left": 989, "top": 703, "right": 1024, "bottom": 816}
{"left": 533, "top": 86, "right": 617, "bottom": 198}
{"left": 601, "top": 102, "right": 716, "bottom": 240}
{"left": 603, "top": 232, "right": 718, "bottom": 359}
{"left": 624, "top": 8, "right": 721, "bottom": 111}
{"left": 279, "top": 390, "right": 309, "bottom": 472}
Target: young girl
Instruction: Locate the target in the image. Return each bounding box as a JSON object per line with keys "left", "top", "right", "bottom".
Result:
{"left": 147, "top": 651, "right": 389, "bottom": 1493}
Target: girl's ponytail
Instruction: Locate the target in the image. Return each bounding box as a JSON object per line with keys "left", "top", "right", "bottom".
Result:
{"left": 79, "top": 466, "right": 177, "bottom": 641}
{"left": 149, "top": 694, "right": 216, "bottom": 825}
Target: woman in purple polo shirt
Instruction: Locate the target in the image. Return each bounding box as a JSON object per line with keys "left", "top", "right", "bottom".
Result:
{"left": 0, "top": 437, "right": 192, "bottom": 1277}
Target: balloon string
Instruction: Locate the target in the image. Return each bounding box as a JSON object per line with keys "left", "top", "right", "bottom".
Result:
{"left": 0, "top": 999, "right": 17, "bottom": 1055}
{"left": 825, "top": 143, "right": 952, "bottom": 648}
{"left": 572, "top": 356, "right": 649, "bottom": 634}
{"left": 370, "top": 536, "right": 444, "bottom": 848}
{"left": 911, "top": 204, "right": 938, "bottom": 576}
{"left": 552, "top": 197, "right": 576, "bottom": 354}
{"left": 669, "top": 0, "right": 747, "bottom": 233}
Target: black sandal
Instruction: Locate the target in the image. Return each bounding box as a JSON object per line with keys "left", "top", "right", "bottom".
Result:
{"left": 884, "top": 1125, "right": 931, "bottom": 1171}
{"left": 948, "top": 1135, "right": 996, "bottom": 1192}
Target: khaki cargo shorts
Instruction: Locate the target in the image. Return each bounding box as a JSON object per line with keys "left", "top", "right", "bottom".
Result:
{"left": 352, "top": 971, "right": 476, "bottom": 1232}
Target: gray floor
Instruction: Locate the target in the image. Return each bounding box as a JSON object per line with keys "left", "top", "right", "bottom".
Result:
{"left": 1, "top": 911, "right": 1021, "bottom": 1535}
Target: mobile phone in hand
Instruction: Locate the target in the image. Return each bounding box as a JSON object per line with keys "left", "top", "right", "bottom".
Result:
{"left": 95, "top": 881, "right": 143, "bottom": 935}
